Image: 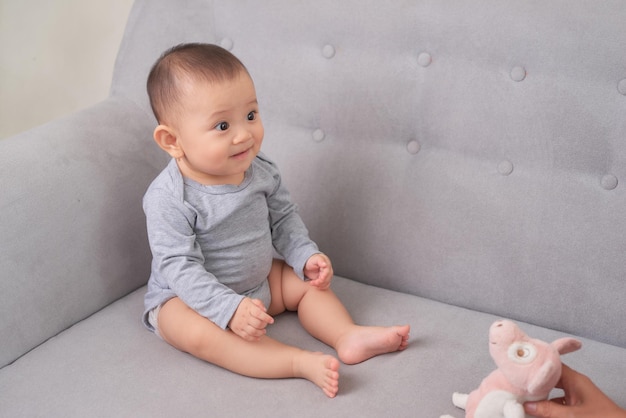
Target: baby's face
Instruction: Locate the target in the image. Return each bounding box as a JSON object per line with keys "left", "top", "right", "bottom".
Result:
{"left": 172, "top": 71, "right": 264, "bottom": 185}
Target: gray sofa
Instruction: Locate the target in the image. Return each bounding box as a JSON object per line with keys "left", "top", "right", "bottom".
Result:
{"left": 2, "top": 1, "right": 625, "bottom": 416}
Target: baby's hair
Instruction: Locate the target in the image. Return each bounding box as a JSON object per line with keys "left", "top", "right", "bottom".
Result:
{"left": 147, "top": 43, "right": 250, "bottom": 124}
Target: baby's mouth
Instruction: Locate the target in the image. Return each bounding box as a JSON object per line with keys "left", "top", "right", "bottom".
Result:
{"left": 231, "top": 148, "right": 251, "bottom": 158}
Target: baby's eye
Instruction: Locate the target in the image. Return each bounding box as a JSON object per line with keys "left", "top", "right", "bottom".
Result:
{"left": 247, "top": 111, "right": 257, "bottom": 121}
{"left": 215, "top": 121, "right": 230, "bottom": 131}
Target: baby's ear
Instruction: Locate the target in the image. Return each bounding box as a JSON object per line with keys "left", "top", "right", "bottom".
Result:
{"left": 552, "top": 338, "right": 582, "bottom": 355}
{"left": 153, "top": 125, "right": 184, "bottom": 159}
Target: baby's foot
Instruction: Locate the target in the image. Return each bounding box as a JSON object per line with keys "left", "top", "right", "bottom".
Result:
{"left": 336, "top": 324, "right": 410, "bottom": 365}
{"left": 293, "top": 351, "right": 340, "bottom": 398}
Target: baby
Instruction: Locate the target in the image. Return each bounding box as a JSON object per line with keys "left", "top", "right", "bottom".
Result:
{"left": 142, "top": 43, "right": 410, "bottom": 397}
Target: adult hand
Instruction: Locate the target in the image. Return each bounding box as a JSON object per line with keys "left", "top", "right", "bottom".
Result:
{"left": 228, "top": 297, "right": 274, "bottom": 342}
{"left": 524, "top": 364, "right": 626, "bottom": 418}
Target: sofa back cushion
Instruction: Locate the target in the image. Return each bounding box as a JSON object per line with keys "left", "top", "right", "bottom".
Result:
{"left": 114, "top": 0, "right": 626, "bottom": 348}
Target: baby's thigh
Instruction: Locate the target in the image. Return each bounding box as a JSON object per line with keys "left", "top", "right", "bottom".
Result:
{"left": 267, "top": 259, "right": 287, "bottom": 315}
{"left": 266, "top": 259, "right": 309, "bottom": 314}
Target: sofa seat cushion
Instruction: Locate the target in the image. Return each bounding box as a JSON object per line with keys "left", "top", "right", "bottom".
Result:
{"left": 1, "top": 277, "right": 624, "bottom": 417}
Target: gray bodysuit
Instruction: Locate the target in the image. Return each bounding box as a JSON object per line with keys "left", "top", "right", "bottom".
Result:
{"left": 142, "top": 153, "right": 319, "bottom": 331}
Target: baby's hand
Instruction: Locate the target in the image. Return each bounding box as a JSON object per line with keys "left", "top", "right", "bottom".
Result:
{"left": 304, "top": 253, "right": 334, "bottom": 290}
{"left": 228, "top": 297, "right": 274, "bottom": 342}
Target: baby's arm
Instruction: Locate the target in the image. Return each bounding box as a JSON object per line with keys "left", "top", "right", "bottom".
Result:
{"left": 262, "top": 155, "right": 321, "bottom": 281}
{"left": 228, "top": 297, "right": 274, "bottom": 342}
{"left": 144, "top": 187, "right": 244, "bottom": 330}
{"left": 304, "top": 253, "right": 334, "bottom": 290}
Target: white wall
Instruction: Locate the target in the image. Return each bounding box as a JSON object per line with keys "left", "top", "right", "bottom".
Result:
{"left": 0, "top": 0, "right": 135, "bottom": 139}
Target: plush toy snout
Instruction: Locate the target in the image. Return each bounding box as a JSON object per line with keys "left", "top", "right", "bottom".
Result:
{"left": 488, "top": 320, "right": 527, "bottom": 353}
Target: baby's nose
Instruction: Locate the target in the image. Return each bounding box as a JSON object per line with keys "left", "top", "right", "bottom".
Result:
{"left": 233, "top": 128, "right": 253, "bottom": 143}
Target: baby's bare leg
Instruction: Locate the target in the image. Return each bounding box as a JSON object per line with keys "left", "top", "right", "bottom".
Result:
{"left": 269, "top": 260, "right": 410, "bottom": 365}
{"left": 157, "top": 297, "right": 340, "bottom": 397}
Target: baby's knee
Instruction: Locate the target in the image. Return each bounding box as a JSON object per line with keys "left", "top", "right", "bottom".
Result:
{"left": 158, "top": 299, "right": 221, "bottom": 354}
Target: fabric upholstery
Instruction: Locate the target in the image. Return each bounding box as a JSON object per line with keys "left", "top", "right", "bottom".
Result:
{"left": 113, "top": 0, "right": 626, "bottom": 347}
{"left": 1, "top": 279, "right": 625, "bottom": 417}
{"left": 0, "top": 97, "right": 164, "bottom": 368}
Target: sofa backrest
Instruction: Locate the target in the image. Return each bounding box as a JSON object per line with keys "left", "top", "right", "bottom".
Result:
{"left": 111, "top": 0, "right": 626, "bottom": 348}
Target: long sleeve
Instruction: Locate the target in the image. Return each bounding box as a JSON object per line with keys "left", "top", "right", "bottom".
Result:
{"left": 262, "top": 156, "right": 320, "bottom": 279}
{"left": 143, "top": 181, "right": 244, "bottom": 330}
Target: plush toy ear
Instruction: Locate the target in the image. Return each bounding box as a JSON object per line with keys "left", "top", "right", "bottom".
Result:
{"left": 552, "top": 338, "right": 582, "bottom": 355}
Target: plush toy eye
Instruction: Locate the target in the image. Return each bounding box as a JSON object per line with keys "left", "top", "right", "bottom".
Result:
{"left": 508, "top": 343, "right": 537, "bottom": 364}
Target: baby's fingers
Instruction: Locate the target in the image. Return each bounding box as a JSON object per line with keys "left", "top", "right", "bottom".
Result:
{"left": 231, "top": 321, "right": 265, "bottom": 342}
{"left": 250, "top": 299, "right": 274, "bottom": 326}
{"left": 239, "top": 326, "right": 265, "bottom": 342}
{"left": 309, "top": 278, "right": 331, "bottom": 290}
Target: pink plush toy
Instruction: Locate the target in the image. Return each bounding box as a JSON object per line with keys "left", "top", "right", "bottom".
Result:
{"left": 442, "top": 319, "right": 582, "bottom": 418}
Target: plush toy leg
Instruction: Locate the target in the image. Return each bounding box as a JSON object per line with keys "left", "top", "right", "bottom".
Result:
{"left": 439, "top": 392, "right": 469, "bottom": 418}
{"left": 503, "top": 399, "right": 525, "bottom": 418}
{"left": 452, "top": 392, "right": 469, "bottom": 409}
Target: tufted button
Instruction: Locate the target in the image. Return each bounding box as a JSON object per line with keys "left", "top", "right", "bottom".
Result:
{"left": 312, "top": 129, "right": 325, "bottom": 142}
{"left": 417, "top": 52, "right": 432, "bottom": 67}
{"left": 219, "top": 38, "right": 234, "bottom": 51}
{"left": 601, "top": 174, "right": 618, "bottom": 190}
{"left": 618, "top": 79, "right": 626, "bottom": 96}
{"left": 510, "top": 66, "right": 526, "bottom": 82}
{"left": 498, "top": 160, "right": 514, "bottom": 176}
{"left": 406, "top": 140, "right": 421, "bottom": 155}
{"left": 322, "top": 44, "right": 336, "bottom": 59}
